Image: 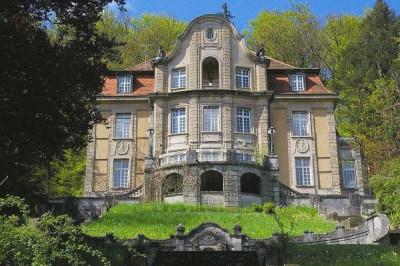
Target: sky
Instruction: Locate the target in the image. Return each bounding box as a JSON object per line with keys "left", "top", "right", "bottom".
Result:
{"left": 112, "top": 0, "right": 400, "bottom": 32}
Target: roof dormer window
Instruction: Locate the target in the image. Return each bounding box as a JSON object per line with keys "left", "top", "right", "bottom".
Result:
{"left": 117, "top": 75, "right": 133, "bottom": 94}
{"left": 290, "top": 73, "right": 305, "bottom": 92}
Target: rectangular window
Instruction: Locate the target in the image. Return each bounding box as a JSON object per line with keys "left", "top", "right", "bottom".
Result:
{"left": 118, "top": 75, "right": 132, "bottom": 93}
{"left": 291, "top": 74, "right": 305, "bottom": 91}
{"left": 295, "top": 158, "right": 312, "bottom": 186}
{"left": 115, "top": 114, "right": 131, "bottom": 138}
{"left": 170, "top": 153, "right": 185, "bottom": 163}
{"left": 236, "top": 108, "right": 251, "bottom": 133}
{"left": 236, "top": 68, "right": 250, "bottom": 88}
{"left": 172, "top": 69, "right": 186, "bottom": 89}
{"left": 342, "top": 161, "right": 357, "bottom": 188}
{"left": 292, "top": 112, "right": 309, "bottom": 136}
{"left": 202, "top": 152, "right": 220, "bottom": 161}
{"left": 113, "top": 159, "right": 129, "bottom": 187}
{"left": 237, "top": 153, "right": 252, "bottom": 162}
{"left": 172, "top": 108, "right": 186, "bottom": 134}
{"left": 203, "top": 106, "right": 219, "bottom": 132}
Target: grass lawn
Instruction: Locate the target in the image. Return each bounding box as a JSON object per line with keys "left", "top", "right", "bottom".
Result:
{"left": 81, "top": 203, "right": 335, "bottom": 239}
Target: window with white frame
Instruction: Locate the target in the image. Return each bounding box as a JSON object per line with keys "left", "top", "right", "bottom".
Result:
{"left": 172, "top": 69, "right": 186, "bottom": 89}
{"left": 171, "top": 108, "right": 186, "bottom": 134}
{"left": 342, "top": 161, "right": 357, "bottom": 188}
{"left": 203, "top": 106, "right": 219, "bottom": 132}
{"left": 117, "top": 75, "right": 133, "bottom": 93}
{"left": 115, "top": 114, "right": 131, "bottom": 138}
{"left": 236, "top": 108, "right": 251, "bottom": 133}
{"left": 292, "top": 112, "right": 309, "bottom": 136}
{"left": 201, "top": 152, "right": 220, "bottom": 161}
{"left": 170, "top": 153, "right": 185, "bottom": 163}
{"left": 295, "top": 158, "right": 312, "bottom": 186}
{"left": 235, "top": 68, "right": 250, "bottom": 88}
{"left": 113, "top": 159, "right": 129, "bottom": 187}
{"left": 206, "top": 28, "right": 215, "bottom": 41}
{"left": 290, "top": 74, "right": 305, "bottom": 91}
{"left": 237, "top": 153, "right": 252, "bottom": 162}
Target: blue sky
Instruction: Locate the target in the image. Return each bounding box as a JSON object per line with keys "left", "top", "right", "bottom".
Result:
{"left": 113, "top": 0, "right": 400, "bottom": 32}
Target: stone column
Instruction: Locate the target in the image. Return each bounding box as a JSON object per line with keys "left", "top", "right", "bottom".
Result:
{"left": 154, "top": 100, "right": 167, "bottom": 156}
{"left": 221, "top": 29, "right": 231, "bottom": 89}
{"left": 188, "top": 96, "right": 199, "bottom": 149}
{"left": 189, "top": 31, "right": 200, "bottom": 89}
{"left": 155, "top": 65, "right": 168, "bottom": 92}
{"left": 328, "top": 107, "right": 341, "bottom": 193}
{"left": 84, "top": 129, "right": 95, "bottom": 197}
{"left": 224, "top": 168, "right": 239, "bottom": 207}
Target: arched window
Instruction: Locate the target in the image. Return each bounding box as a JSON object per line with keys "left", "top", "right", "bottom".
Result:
{"left": 240, "top": 173, "right": 261, "bottom": 194}
{"left": 163, "top": 173, "right": 183, "bottom": 195}
{"left": 201, "top": 170, "right": 223, "bottom": 192}
{"left": 202, "top": 57, "right": 219, "bottom": 88}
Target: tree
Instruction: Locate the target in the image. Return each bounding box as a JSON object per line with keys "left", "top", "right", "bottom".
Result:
{"left": 244, "top": 2, "right": 326, "bottom": 70}
{"left": 333, "top": 0, "right": 399, "bottom": 173}
{"left": 0, "top": 0, "right": 124, "bottom": 199}
{"left": 97, "top": 12, "right": 187, "bottom": 70}
{"left": 0, "top": 195, "right": 110, "bottom": 265}
{"left": 370, "top": 157, "right": 400, "bottom": 227}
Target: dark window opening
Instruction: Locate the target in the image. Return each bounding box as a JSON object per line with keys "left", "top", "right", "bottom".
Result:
{"left": 201, "top": 170, "right": 223, "bottom": 192}
{"left": 241, "top": 173, "right": 261, "bottom": 194}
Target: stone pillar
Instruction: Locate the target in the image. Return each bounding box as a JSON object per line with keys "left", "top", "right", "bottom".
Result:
{"left": 224, "top": 168, "right": 239, "bottom": 207}
{"left": 221, "top": 29, "right": 231, "bottom": 89}
{"left": 256, "top": 98, "right": 269, "bottom": 152}
{"left": 154, "top": 100, "right": 166, "bottom": 156}
{"left": 328, "top": 107, "right": 341, "bottom": 193}
{"left": 255, "top": 62, "right": 267, "bottom": 91}
{"left": 154, "top": 65, "right": 168, "bottom": 92}
{"left": 222, "top": 97, "right": 233, "bottom": 149}
{"left": 84, "top": 129, "right": 95, "bottom": 196}
{"left": 189, "top": 31, "right": 199, "bottom": 89}
{"left": 143, "top": 158, "right": 154, "bottom": 202}
{"left": 188, "top": 97, "right": 199, "bottom": 148}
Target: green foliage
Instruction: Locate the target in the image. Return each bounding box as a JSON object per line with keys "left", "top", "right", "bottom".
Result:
{"left": 252, "top": 203, "right": 263, "bottom": 213}
{"left": 245, "top": 2, "right": 324, "bottom": 69}
{"left": 286, "top": 244, "right": 400, "bottom": 266}
{"left": 47, "top": 148, "right": 86, "bottom": 197}
{"left": 0, "top": 195, "right": 110, "bottom": 265}
{"left": 97, "top": 11, "right": 187, "bottom": 70}
{"left": 81, "top": 203, "right": 334, "bottom": 239}
{"left": 370, "top": 157, "right": 400, "bottom": 227}
{"left": 0, "top": 0, "right": 124, "bottom": 200}
{"left": 263, "top": 202, "right": 277, "bottom": 215}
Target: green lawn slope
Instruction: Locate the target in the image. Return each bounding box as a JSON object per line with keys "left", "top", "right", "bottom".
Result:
{"left": 81, "top": 203, "right": 335, "bottom": 239}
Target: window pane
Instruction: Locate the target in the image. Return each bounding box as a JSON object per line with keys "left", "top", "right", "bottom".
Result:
{"left": 113, "top": 159, "right": 129, "bottom": 187}
{"left": 203, "top": 106, "right": 219, "bottom": 132}
{"left": 236, "top": 68, "right": 250, "bottom": 88}
{"left": 172, "top": 69, "right": 186, "bottom": 89}
{"left": 292, "top": 112, "right": 308, "bottom": 136}
{"left": 237, "top": 108, "right": 251, "bottom": 133}
{"left": 118, "top": 76, "right": 132, "bottom": 93}
{"left": 172, "top": 108, "right": 186, "bottom": 134}
{"left": 115, "top": 114, "right": 131, "bottom": 138}
{"left": 291, "top": 74, "right": 305, "bottom": 91}
{"left": 295, "top": 158, "right": 311, "bottom": 186}
{"left": 342, "top": 161, "right": 357, "bottom": 188}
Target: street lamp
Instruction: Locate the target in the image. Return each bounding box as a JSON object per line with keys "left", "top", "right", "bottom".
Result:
{"left": 268, "top": 126, "right": 276, "bottom": 155}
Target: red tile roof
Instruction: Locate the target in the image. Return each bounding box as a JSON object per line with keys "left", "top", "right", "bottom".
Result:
{"left": 268, "top": 73, "right": 334, "bottom": 94}
{"left": 125, "top": 59, "right": 154, "bottom": 71}
{"left": 101, "top": 75, "right": 154, "bottom": 96}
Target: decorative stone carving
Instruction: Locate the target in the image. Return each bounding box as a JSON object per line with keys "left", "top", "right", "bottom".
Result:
{"left": 201, "top": 132, "right": 222, "bottom": 142}
{"left": 115, "top": 140, "right": 130, "bottom": 155}
{"left": 234, "top": 134, "right": 254, "bottom": 146}
{"left": 296, "top": 139, "right": 309, "bottom": 154}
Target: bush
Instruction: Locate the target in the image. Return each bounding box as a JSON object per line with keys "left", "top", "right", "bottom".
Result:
{"left": 263, "top": 202, "right": 277, "bottom": 214}
{"left": 0, "top": 195, "right": 110, "bottom": 265}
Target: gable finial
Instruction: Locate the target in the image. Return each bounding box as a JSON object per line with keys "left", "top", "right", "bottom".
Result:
{"left": 217, "top": 2, "right": 235, "bottom": 22}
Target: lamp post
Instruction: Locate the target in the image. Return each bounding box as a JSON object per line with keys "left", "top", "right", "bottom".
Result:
{"left": 147, "top": 128, "right": 154, "bottom": 158}
{"left": 268, "top": 126, "right": 276, "bottom": 155}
